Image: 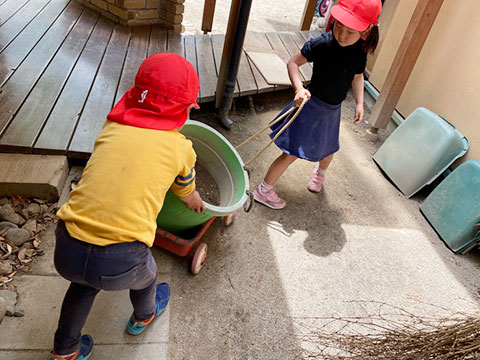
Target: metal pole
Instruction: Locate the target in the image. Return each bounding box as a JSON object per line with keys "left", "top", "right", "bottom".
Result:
{"left": 216, "top": 0, "right": 253, "bottom": 129}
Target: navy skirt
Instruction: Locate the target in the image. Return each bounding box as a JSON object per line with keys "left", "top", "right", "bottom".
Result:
{"left": 270, "top": 95, "right": 341, "bottom": 162}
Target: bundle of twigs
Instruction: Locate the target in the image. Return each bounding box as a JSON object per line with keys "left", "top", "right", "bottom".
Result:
{"left": 295, "top": 302, "right": 480, "bottom": 360}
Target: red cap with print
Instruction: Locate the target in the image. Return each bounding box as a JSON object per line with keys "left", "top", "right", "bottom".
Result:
{"left": 107, "top": 53, "right": 200, "bottom": 131}
{"left": 331, "top": 0, "right": 382, "bottom": 32}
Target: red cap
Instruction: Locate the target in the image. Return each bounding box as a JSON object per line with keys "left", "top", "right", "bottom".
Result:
{"left": 107, "top": 53, "right": 200, "bottom": 131}
{"left": 331, "top": 0, "right": 382, "bottom": 32}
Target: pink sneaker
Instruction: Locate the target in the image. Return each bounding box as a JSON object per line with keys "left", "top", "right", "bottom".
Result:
{"left": 308, "top": 165, "right": 325, "bottom": 193}
{"left": 253, "top": 185, "right": 286, "bottom": 209}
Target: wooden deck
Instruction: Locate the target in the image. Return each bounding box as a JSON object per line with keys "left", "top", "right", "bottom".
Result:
{"left": 0, "top": 0, "right": 321, "bottom": 159}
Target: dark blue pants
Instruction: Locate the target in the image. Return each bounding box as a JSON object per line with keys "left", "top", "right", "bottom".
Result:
{"left": 53, "top": 220, "right": 158, "bottom": 355}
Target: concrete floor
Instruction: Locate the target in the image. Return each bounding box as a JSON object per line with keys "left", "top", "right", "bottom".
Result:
{"left": 166, "top": 91, "right": 480, "bottom": 359}
{"left": 1, "top": 5, "right": 480, "bottom": 357}
{"left": 182, "top": 0, "right": 310, "bottom": 34}
{"left": 3, "top": 89, "right": 478, "bottom": 360}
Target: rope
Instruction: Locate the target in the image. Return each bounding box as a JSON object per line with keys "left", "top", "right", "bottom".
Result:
{"left": 237, "top": 96, "right": 308, "bottom": 166}
{"left": 235, "top": 106, "right": 295, "bottom": 150}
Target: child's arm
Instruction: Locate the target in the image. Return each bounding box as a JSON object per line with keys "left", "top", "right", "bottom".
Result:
{"left": 171, "top": 156, "right": 205, "bottom": 213}
{"left": 287, "top": 52, "right": 311, "bottom": 107}
{"left": 352, "top": 73, "right": 364, "bottom": 124}
{"left": 178, "top": 190, "right": 205, "bottom": 213}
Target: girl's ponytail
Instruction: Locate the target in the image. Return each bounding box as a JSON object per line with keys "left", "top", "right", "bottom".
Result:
{"left": 362, "top": 25, "right": 379, "bottom": 54}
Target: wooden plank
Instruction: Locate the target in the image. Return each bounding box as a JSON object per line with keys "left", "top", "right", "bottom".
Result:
{"left": 244, "top": 32, "right": 274, "bottom": 93}
{"left": 0, "top": 0, "right": 50, "bottom": 53}
{"left": 184, "top": 35, "right": 196, "bottom": 66}
{"left": 291, "top": 31, "right": 309, "bottom": 53}
{"left": 266, "top": 31, "right": 303, "bottom": 83}
{"left": 299, "top": 30, "right": 321, "bottom": 85}
{"left": 184, "top": 34, "right": 202, "bottom": 102}
{"left": 0, "top": 0, "right": 29, "bottom": 26}
{"left": 148, "top": 24, "right": 167, "bottom": 56}
{"left": 0, "top": 0, "right": 71, "bottom": 86}
{"left": 114, "top": 26, "right": 150, "bottom": 105}
{"left": 0, "top": 3, "right": 84, "bottom": 137}
{"left": 35, "top": 24, "right": 130, "bottom": 155}
{"left": 278, "top": 32, "right": 312, "bottom": 81}
{"left": 300, "top": 29, "right": 323, "bottom": 41}
{"left": 0, "top": 9, "right": 102, "bottom": 153}
{"left": 210, "top": 34, "right": 241, "bottom": 98}
{"left": 184, "top": 34, "right": 199, "bottom": 99}
{"left": 291, "top": 30, "right": 314, "bottom": 73}
{"left": 195, "top": 34, "right": 216, "bottom": 103}
{"left": 167, "top": 29, "right": 184, "bottom": 56}
{"left": 300, "top": 0, "right": 317, "bottom": 31}
{"left": 201, "top": 0, "right": 215, "bottom": 33}
{"left": 369, "top": 0, "right": 445, "bottom": 129}
{"left": 237, "top": 50, "right": 258, "bottom": 96}
{"left": 245, "top": 51, "right": 290, "bottom": 86}
{"left": 66, "top": 25, "right": 132, "bottom": 159}
{"left": 299, "top": 30, "right": 311, "bottom": 41}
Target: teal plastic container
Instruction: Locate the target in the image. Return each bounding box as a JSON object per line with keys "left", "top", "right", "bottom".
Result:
{"left": 373, "top": 107, "right": 469, "bottom": 197}
{"left": 420, "top": 160, "right": 480, "bottom": 254}
{"left": 156, "top": 120, "right": 249, "bottom": 236}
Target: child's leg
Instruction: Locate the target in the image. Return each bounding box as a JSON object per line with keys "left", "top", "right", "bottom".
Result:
{"left": 319, "top": 153, "right": 334, "bottom": 171}
{"left": 53, "top": 283, "right": 99, "bottom": 355}
{"left": 254, "top": 153, "right": 297, "bottom": 209}
{"left": 308, "top": 154, "right": 334, "bottom": 193}
{"left": 264, "top": 152, "right": 298, "bottom": 186}
{"left": 129, "top": 273, "right": 157, "bottom": 321}
{"left": 125, "top": 251, "right": 171, "bottom": 336}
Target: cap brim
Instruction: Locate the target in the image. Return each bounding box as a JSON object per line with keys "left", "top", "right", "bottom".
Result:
{"left": 331, "top": 5, "right": 369, "bottom": 32}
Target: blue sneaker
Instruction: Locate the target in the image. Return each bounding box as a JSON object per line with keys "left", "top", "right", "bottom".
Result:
{"left": 49, "top": 334, "right": 93, "bottom": 360}
{"left": 126, "top": 282, "right": 170, "bottom": 335}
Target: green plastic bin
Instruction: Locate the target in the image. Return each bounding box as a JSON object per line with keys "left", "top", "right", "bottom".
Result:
{"left": 373, "top": 107, "right": 469, "bottom": 197}
{"left": 156, "top": 120, "right": 249, "bottom": 236}
{"left": 420, "top": 160, "right": 480, "bottom": 254}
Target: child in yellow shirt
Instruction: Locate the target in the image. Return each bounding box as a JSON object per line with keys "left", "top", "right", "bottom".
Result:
{"left": 50, "top": 53, "right": 205, "bottom": 360}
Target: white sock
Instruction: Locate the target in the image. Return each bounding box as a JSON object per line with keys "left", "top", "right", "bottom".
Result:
{"left": 317, "top": 168, "right": 327, "bottom": 176}
{"left": 260, "top": 180, "right": 273, "bottom": 193}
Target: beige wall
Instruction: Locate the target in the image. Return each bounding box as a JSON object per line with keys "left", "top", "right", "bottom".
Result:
{"left": 366, "top": 0, "right": 400, "bottom": 73}
{"left": 369, "top": 0, "right": 480, "bottom": 164}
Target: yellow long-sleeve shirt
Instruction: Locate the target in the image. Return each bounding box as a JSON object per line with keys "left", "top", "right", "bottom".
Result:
{"left": 57, "top": 120, "right": 196, "bottom": 247}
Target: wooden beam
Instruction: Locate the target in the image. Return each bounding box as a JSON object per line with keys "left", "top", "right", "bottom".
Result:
{"left": 368, "top": 0, "right": 444, "bottom": 129}
{"left": 300, "top": 0, "right": 317, "bottom": 31}
{"left": 201, "top": 0, "right": 216, "bottom": 33}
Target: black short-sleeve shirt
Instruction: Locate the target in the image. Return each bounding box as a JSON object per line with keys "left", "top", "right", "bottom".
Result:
{"left": 301, "top": 32, "right": 366, "bottom": 105}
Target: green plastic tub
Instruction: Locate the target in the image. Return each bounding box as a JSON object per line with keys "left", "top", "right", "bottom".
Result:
{"left": 420, "top": 160, "right": 480, "bottom": 254}
{"left": 156, "top": 120, "right": 249, "bottom": 236}
{"left": 373, "top": 107, "right": 469, "bottom": 198}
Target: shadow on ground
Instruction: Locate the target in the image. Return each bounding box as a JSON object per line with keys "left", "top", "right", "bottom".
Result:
{"left": 166, "top": 90, "right": 480, "bottom": 359}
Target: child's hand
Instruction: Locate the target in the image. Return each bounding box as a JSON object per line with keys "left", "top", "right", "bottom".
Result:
{"left": 178, "top": 190, "right": 206, "bottom": 213}
{"left": 294, "top": 88, "right": 311, "bottom": 107}
{"left": 354, "top": 103, "right": 364, "bottom": 124}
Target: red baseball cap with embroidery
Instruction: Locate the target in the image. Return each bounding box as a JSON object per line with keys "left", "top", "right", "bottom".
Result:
{"left": 107, "top": 53, "right": 200, "bottom": 131}
{"left": 331, "top": 0, "right": 382, "bottom": 32}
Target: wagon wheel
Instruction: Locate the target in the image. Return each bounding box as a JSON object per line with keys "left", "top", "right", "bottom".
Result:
{"left": 191, "top": 242, "right": 207, "bottom": 275}
{"left": 222, "top": 211, "right": 237, "bottom": 227}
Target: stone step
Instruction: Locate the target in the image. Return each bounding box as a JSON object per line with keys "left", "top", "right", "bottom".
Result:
{"left": 0, "top": 154, "right": 68, "bottom": 201}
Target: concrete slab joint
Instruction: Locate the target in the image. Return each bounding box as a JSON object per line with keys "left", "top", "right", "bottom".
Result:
{"left": 75, "top": 0, "right": 185, "bottom": 29}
